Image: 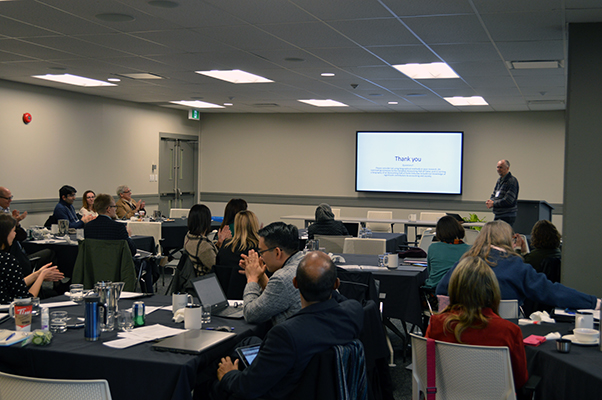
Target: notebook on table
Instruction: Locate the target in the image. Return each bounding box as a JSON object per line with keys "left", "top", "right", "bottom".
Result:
{"left": 191, "top": 273, "right": 244, "bottom": 319}
{"left": 152, "top": 329, "right": 235, "bottom": 354}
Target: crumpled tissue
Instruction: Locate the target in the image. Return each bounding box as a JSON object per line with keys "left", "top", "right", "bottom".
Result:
{"left": 544, "top": 332, "right": 561, "bottom": 341}
{"left": 329, "top": 253, "right": 346, "bottom": 263}
{"left": 518, "top": 310, "right": 556, "bottom": 325}
{"left": 173, "top": 308, "right": 185, "bottom": 323}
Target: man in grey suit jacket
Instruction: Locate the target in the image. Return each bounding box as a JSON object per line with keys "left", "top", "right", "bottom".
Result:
{"left": 239, "top": 222, "right": 303, "bottom": 325}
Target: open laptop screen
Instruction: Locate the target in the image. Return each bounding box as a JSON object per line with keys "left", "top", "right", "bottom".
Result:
{"left": 191, "top": 273, "right": 228, "bottom": 308}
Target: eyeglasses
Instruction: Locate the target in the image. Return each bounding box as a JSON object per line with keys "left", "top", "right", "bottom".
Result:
{"left": 109, "top": 205, "right": 117, "bottom": 208}
{"left": 257, "top": 247, "right": 277, "bottom": 256}
{"left": 123, "top": 190, "right": 132, "bottom": 194}
{"left": 0, "top": 196, "right": 13, "bottom": 200}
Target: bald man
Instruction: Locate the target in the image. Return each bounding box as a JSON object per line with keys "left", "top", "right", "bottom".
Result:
{"left": 486, "top": 159, "right": 519, "bottom": 227}
{"left": 216, "top": 251, "right": 363, "bottom": 400}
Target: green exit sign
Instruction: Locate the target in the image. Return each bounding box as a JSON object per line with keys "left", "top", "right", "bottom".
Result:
{"left": 188, "top": 109, "right": 200, "bottom": 120}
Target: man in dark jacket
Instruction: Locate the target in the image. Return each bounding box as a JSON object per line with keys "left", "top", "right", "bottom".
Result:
{"left": 486, "top": 159, "right": 519, "bottom": 227}
{"left": 216, "top": 251, "right": 363, "bottom": 399}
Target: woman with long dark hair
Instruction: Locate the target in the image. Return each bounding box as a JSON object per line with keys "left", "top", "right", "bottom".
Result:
{"left": 184, "top": 204, "right": 218, "bottom": 276}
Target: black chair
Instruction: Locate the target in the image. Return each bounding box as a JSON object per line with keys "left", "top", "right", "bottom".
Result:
{"left": 287, "top": 339, "right": 368, "bottom": 400}
{"left": 522, "top": 256, "right": 561, "bottom": 316}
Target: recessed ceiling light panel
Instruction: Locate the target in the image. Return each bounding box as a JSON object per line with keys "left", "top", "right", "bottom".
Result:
{"left": 298, "top": 99, "right": 348, "bottom": 107}
{"left": 393, "top": 62, "right": 459, "bottom": 79}
{"left": 321, "top": 73, "right": 335, "bottom": 77}
{"left": 170, "top": 100, "right": 224, "bottom": 109}
{"left": 95, "top": 13, "right": 135, "bottom": 22}
{"left": 32, "top": 74, "right": 117, "bottom": 87}
{"left": 444, "top": 96, "right": 488, "bottom": 106}
{"left": 195, "top": 69, "right": 273, "bottom": 84}
{"left": 508, "top": 60, "right": 562, "bottom": 70}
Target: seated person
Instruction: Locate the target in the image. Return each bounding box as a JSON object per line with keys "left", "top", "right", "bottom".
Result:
{"left": 84, "top": 194, "right": 137, "bottom": 256}
{"left": 436, "top": 221, "right": 600, "bottom": 310}
{"left": 53, "top": 185, "right": 95, "bottom": 229}
{"left": 239, "top": 222, "right": 303, "bottom": 325}
{"left": 423, "top": 216, "right": 470, "bottom": 290}
{"left": 217, "top": 210, "right": 259, "bottom": 267}
{"left": 307, "top": 203, "right": 349, "bottom": 240}
{"left": 515, "top": 220, "right": 561, "bottom": 273}
{"left": 115, "top": 185, "right": 146, "bottom": 219}
{"left": 427, "top": 256, "right": 528, "bottom": 390}
{"left": 216, "top": 198, "right": 248, "bottom": 249}
{"left": 184, "top": 204, "right": 217, "bottom": 276}
{"left": 80, "top": 190, "right": 98, "bottom": 218}
{"left": 216, "top": 251, "right": 364, "bottom": 399}
{"left": 2, "top": 186, "right": 59, "bottom": 296}
{"left": 0, "top": 214, "right": 60, "bottom": 304}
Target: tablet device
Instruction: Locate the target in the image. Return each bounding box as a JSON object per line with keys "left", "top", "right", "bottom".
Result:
{"left": 235, "top": 344, "right": 261, "bottom": 367}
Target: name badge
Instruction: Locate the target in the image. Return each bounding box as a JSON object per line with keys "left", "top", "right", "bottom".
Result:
{"left": 495, "top": 190, "right": 500, "bottom": 197}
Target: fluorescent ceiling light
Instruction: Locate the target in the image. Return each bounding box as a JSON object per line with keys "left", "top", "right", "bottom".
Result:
{"left": 108, "top": 78, "right": 121, "bottom": 82}
{"left": 388, "top": 101, "right": 398, "bottom": 105}
{"left": 321, "top": 73, "right": 335, "bottom": 77}
{"left": 508, "top": 60, "right": 562, "bottom": 70}
{"left": 32, "top": 74, "right": 117, "bottom": 87}
{"left": 444, "top": 96, "right": 488, "bottom": 106}
{"left": 393, "top": 62, "right": 459, "bottom": 79}
{"left": 170, "top": 100, "right": 225, "bottom": 109}
{"left": 195, "top": 69, "right": 273, "bottom": 84}
{"left": 117, "top": 73, "right": 164, "bottom": 80}
{"left": 298, "top": 99, "right": 349, "bottom": 107}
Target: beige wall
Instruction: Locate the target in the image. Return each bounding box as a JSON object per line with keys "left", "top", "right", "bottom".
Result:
{"left": 0, "top": 80, "right": 200, "bottom": 201}
{"left": 199, "top": 112, "right": 565, "bottom": 203}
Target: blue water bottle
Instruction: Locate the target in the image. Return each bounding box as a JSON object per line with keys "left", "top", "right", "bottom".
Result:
{"left": 84, "top": 295, "right": 103, "bottom": 341}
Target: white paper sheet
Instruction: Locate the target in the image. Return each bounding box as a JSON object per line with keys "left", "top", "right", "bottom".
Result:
{"left": 103, "top": 324, "right": 185, "bottom": 349}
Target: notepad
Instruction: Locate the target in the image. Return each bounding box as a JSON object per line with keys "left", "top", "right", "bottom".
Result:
{"left": 0, "top": 330, "right": 32, "bottom": 346}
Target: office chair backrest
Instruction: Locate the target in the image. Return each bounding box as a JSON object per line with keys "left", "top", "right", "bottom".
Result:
{"left": 331, "top": 208, "right": 341, "bottom": 219}
{"left": 0, "top": 371, "right": 112, "bottom": 400}
{"left": 343, "top": 238, "right": 387, "bottom": 255}
{"left": 498, "top": 299, "right": 519, "bottom": 319}
{"left": 169, "top": 208, "right": 190, "bottom": 219}
{"left": 314, "top": 234, "right": 351, "bottom": 253}
{"left": 463, "top": 228, "right": 479, "bottom": 245}
{"left": 411, "top": 334, "right": 516, "bottom": 400}
{"left": 418, "top": 231, "right": 436, "bottom": 254}
{"left": 127, "top": 221, "right": 162, "bottom": 253}
{"left": 366, "top": 211, "right": 393, "bottom": 233}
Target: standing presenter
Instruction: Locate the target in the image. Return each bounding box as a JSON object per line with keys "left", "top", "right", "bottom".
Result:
{"left": 486, "top": 159, "right": 519, "bottom": 227}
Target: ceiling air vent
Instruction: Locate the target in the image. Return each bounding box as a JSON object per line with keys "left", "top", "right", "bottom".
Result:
{"left": 252, "top": 103, "right": 280, "bottom": 108}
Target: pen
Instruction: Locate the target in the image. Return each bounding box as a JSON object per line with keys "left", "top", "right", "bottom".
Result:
{"left": 565, "top": 308, "right": 576, "bottom": 315}
{"left": 5, "top": 333, "right": 15, "bottom": 341}
{"left": 204, "top": 326, "right": 235, "bottom": 331}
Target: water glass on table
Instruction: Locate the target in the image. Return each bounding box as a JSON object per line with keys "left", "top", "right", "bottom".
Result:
{"left": 70, "top": 284, "right": 84, "bottom": 304}
{"left": 50, "top": 311, "right": 68, "bottom": 333}
{"left": 117, "top": 310, "right": 134, "bottom": 332}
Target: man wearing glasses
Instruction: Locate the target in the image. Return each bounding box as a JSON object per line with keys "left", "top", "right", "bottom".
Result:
{"left": 84, "top": 194, "right": 137, "bottom": 256}
{"left": 53, "top": 185, "right": 95, "bottom": 229}
{"left": 239, "top": 222, "right": 303, "bottom": 325}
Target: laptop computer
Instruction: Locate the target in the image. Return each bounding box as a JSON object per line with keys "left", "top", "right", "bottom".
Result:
{"left": 152, "top": 329, "right": 235, "bottom": 354}
{"left": 191, "top": 273, "right": 244, "bottom": 319}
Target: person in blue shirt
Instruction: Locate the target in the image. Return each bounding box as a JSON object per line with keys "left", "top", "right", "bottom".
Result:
{"left": 53, "top": 185, "right": 95, "bottom": 229}
{"left": 437, "top": 220, "right": 600, "bottom": 311}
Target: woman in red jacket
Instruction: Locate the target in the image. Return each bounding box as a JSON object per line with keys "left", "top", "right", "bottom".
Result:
{"left": 426, "top": 255, "right": 528, "bottom": 389}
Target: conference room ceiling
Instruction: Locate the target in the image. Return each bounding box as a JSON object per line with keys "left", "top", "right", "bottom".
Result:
{"left": 1, "top": 0, "right": 601, "bottom": 114}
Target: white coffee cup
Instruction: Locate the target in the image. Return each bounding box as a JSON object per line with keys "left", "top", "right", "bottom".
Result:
{"left": 575, "top": 311, "right": 594, "bottom": 330}
{"left": 172, "top": 293, "right": 192, "bottom": 314}
{"left": 184, "top": 305, "right": 202, "bottom": 329}
{"left": 408, "top": 214, "right": 417, "bottom": 222}
{"left": 384, "top": 254, "right": 398, "bottom": 270}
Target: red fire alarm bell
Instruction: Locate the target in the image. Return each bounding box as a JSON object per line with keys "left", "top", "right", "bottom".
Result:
{"left": 22, "top": 113, "right": 32, "bottom": 124}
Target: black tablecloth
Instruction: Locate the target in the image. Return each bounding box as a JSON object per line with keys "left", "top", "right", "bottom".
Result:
{"left": 371, "top": 232, "right": 408, "bottom": 252}
{"left": 521, "top": 320, "right": 602, "bottom": 399}
{"left": 335, "top": 253, "right": 427, "bottom": 328}
{"left": 0, "top": 295, "right": 262, "bottom": 400}
{"left": 22, "top": 236, "right": 155, "bottom": 279}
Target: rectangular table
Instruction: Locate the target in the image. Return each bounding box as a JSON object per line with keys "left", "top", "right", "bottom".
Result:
{"left": 521, "top": 319, "right": 602, "bottom": 399}
{"left": 0, "top": 295, "right": 262, "bottom": 400}
{"left": 282, "top": 214, "right": 483, "bottom": 240}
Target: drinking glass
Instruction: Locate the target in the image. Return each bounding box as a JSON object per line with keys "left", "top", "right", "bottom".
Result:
{"left": 70, "top": 284, "right": 84, "bottom": 304}
{"left": 50, "top": 311, "right": 68, "bottom": 333}
{"left": 31, "top": 297, "right": 40, "bottom": 316}
{"left": 117, "top": 310, "right": 134, "bottom": 332}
